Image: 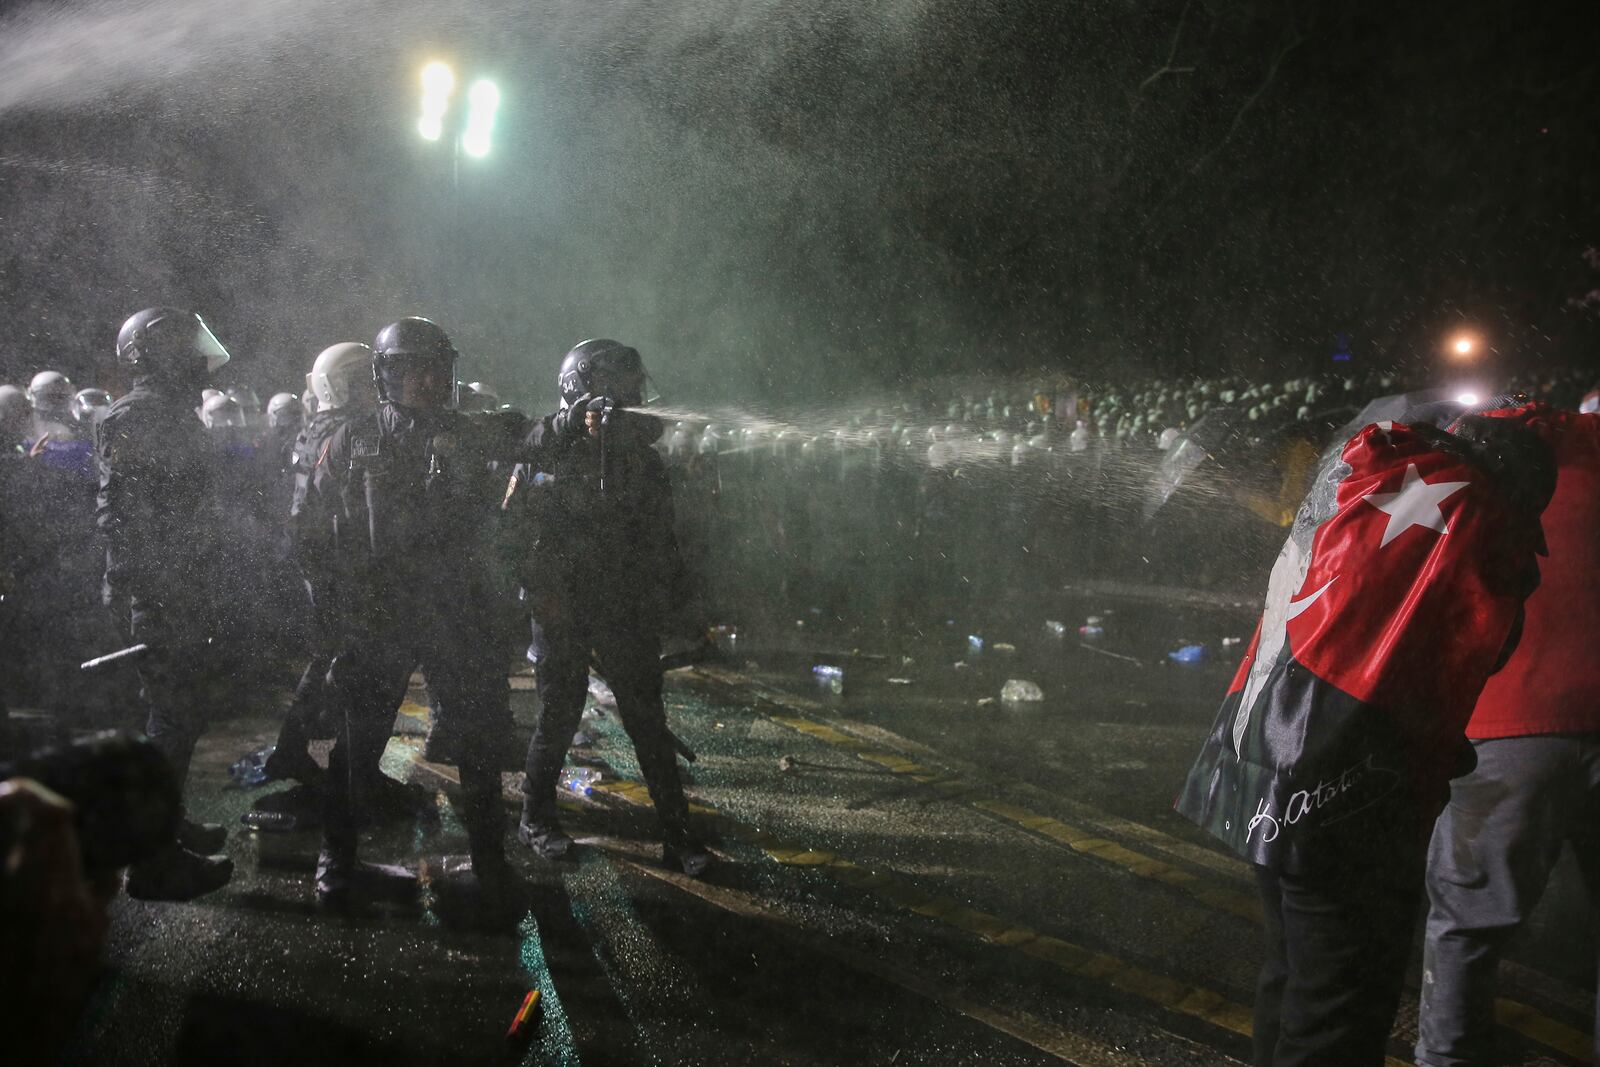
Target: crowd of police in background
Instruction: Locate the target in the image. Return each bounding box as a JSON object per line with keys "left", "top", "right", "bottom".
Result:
{"left": 5, "top": 349, "right": 1598, "bottom": 726}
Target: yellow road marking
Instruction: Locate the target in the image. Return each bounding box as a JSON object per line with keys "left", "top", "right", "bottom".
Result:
{"left": 1493, "top": 997, "right": 1593, "bottom": 1062}
{"left": 397, "top": 699, "right": 430, "bottom": 720}
{"left": 588, "top": 758, "right": 1262, "bottom": 1051}
{"left": 619, "top": 856, "right": 1237, "bottom": 1066}
{"left": 765, "top": 713, "right": 1263, "bottom": 923}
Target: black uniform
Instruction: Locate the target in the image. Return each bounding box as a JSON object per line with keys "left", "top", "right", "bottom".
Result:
{"left": 94, "top": 383, "right": 223, "bottom": 785}
{"left": 512, "top": 411, "right": 698, "bottom": 852}
{"left": 267, "top": 408, "right": 357, "bottom": 777}
{"left": 311, "top": 402, "right": 532, "bottom": 871}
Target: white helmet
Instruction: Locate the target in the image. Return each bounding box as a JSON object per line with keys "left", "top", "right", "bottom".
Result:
{"left": 307, "top": 342, "right": 375, "bottom": 411}
{"left": 201, "top": 393, "right": 248, "bottom": 429}
{"left": 1, "top": 384, "right": 30, "bottom": 441}
{"left": 72, "top": 388, "right": 113, "bottom": 424}
{"left": 28, "top": 370, "right": 74, "bottom": 414}
{"left": 266, "top": 392, "right": 303, "bottom": 430}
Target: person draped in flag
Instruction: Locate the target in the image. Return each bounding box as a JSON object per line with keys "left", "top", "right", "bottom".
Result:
{"left": 1176, "top": 408, "right": 1555, "bottom": 1067}
{"left": 1415, "top": 402, "right": 1600, "bottom": 1067}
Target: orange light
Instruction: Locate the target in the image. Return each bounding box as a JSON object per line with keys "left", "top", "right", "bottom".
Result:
{"left": 1447, "top": 333, "right": 1480, "bottom": 361}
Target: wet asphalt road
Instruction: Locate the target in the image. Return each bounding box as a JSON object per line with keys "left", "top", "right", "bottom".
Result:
{"left": 55, "top": 595, "right": 1597, "bottom": 1067}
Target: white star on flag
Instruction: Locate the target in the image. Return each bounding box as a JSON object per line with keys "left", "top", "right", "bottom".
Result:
{"left": 1362, "top": 463, "right": 1469, "bottom": 547}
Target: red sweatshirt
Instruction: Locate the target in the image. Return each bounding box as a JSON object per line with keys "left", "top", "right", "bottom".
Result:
{"left": 1468, "top": 407, "right": 1600, "bottom": 738}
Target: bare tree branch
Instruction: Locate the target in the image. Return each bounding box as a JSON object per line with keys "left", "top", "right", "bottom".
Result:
{"left": 1145, "top": 0, "right": 1309, "bottom": 224}
{"left": 1129, "top": 0, "right": 1198, "bottom": 117}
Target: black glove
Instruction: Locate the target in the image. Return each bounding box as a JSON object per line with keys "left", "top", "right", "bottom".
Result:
{"left": 553, "top": 394, "right": 606, "bottom": 437}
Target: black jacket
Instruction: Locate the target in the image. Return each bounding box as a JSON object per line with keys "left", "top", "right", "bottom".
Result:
{"left": 94, "top": 382, "right": 220, "bottom": 623}
{"left": 304, "top": 403, "right": 532, "bottom": 614}
{"left": 509, "top": 412, "right": 687, "bottom": 626}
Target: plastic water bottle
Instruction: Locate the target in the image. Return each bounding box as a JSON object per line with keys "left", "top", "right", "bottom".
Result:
{"left": 560, "top": 767, "right": 603, "bottom": 798}
{"left": 1043, "top": 620, "right": 1067, "bottom": 638}
{"left": 967, "top": 634, "right": 985, "bottom": 653}
{"left": 812, "top": 664, "right": 845, "bottom": 695}
{"left": 1168, "top": 644, "right": 1207, "bottom": 664}
{"left": 229, "top": 746, "right": 275, "bottom": 787}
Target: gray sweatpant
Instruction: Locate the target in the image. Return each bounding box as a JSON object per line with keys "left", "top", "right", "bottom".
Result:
{"left": 1415, "top": 733, "right": 1600, "bottom": 1067}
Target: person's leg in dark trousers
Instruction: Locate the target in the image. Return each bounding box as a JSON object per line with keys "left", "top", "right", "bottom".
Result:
{"left": 1417, "top": 734, "right": 1600, "bottom": 1066}
{"left": 423, "top": 624, "right": 514, "bottom": 881}
{"left": 1254, "top": 865, "right": 1291, "bottom": 1067}
{"left": 128, "top": 598, "right": 211, "bottom": 789}
{"left": 593, "top": 625, "right": 695, "bottom": 852}
{"left": 124, "top": 618, "right": 236, "bottom": 899}
{"left": 518, "top": 618, "right": 590, "bottom": 855}
{"left": 1253, "top": 834, "right": 1423, "bottom": 1067}
{"left": 318, "top": 634, "right": 413, "bottom": 900}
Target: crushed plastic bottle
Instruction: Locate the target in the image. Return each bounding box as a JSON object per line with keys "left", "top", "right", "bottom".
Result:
{"left": 228, "top": 746, "right": 275, "bottom": 788}
{"left": 967, "top": 634, "right": 985, "bottom": 652}
{"left": 1000, "top": 679, "right": 1045, "bottom": 703}
{"left": 1168, "top": 644, "right": 1207, "bottom": 664}
{"left": 1043, "top": 620, "right": 1067, "bottom": 638}
{"left": 240, "top": 809, "right": 298, "bottom": 832}
{"left": 1078, "top": 625, "right": 1105, "bottom": 640}
{"left": 560, "top": 767, "right": 603, "bottom": 798}
{"left": 1221, "top": 636, "right": 1245, "bottom": 648}
{"left": 587, "top": 675, "right": 617, "bottom": 708}
{"left": 812, "top": 664, "right": 845, "bottom": 695}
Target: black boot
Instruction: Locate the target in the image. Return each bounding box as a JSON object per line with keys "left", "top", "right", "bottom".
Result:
{"left": 177, "top": 817, "right": 227, "bottom": 855}
{"left": 126, "top": 843, "right": 233, "bottom": 901}
{"left": 663, "top": 839, "right": 713, "bottom": 878}
{"left": 517, "top": 797, "right": 574, "bottom": 860}
{"left": 315, "top": 840, "right": 415, "bottom": 910}
{"left": 263, "top": 743, "right": 324, "bottom": 787}
{"left": 315, "top": 841, "right": 358, "bottom": 910}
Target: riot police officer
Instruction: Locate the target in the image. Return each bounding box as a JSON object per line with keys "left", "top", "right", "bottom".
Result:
{"left": 0, "top": 385, "right": 30, "bottom": 450}
{"left": 27, "top": 371, "right": 79, "bottom": 442}
{"left": 261, "top": 392, "right": 304, "bottom": 473}
{"left": 266, "top": 343, "right": 374, "bottom": 786}
{"left": 71, "top": 388, "right": 113, "bottom": 429}
{"left": 512, "top": 339, "right": 711, "bottom": 876}
{"left": 95, "top": 307, "right": 235, "bottom": 900}
{"left": 309, "top": 318, "right": 530, "bottom": 906}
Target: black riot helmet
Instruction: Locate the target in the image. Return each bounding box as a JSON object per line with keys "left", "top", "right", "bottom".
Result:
{"left": 372, "top": 317, "right": 457, "bottom": 410}
{"left": 557, "top": 339, "right": 656, "bottom": 410}
{"left": 115, "top": 307, "right": 232, "bottom": 385}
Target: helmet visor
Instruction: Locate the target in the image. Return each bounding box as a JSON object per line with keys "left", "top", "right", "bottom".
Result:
{"left": 591, "top": 366, "right": 660, "bottom": 408}
{"left": 193, "top": 316, "right": 232, "bottom": 374}
{"left": 205, "top": 402, "right": 248, "bottom": 429}
{"left": 378, "top": 353, "right": 455, "bottom": 409}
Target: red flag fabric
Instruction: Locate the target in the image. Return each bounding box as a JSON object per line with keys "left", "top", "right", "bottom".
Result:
{"left": 1177, "top": 420, "right": 1544, "bottom": 867}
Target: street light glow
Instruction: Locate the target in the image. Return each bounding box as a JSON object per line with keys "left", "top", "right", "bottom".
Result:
{"left": 418, "top": 61, "right": 455, "bottom": 141}
{"left": 422, "top": 61, "right": 455, "bottom": 95}
{"left": 462, "top": 79, "right": 500, "bottom": 158}
{"left": 1449, "top": 333, "right": 1477, "bottom": 359}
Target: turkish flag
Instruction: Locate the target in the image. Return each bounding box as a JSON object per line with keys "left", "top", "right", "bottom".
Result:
{"left": 1176, "top": 420, "right": 1544, "bottom": 867}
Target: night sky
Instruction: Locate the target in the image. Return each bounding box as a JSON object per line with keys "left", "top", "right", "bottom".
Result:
{"left": 1, "top": 0, "right": 1596, "bottom": 408}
